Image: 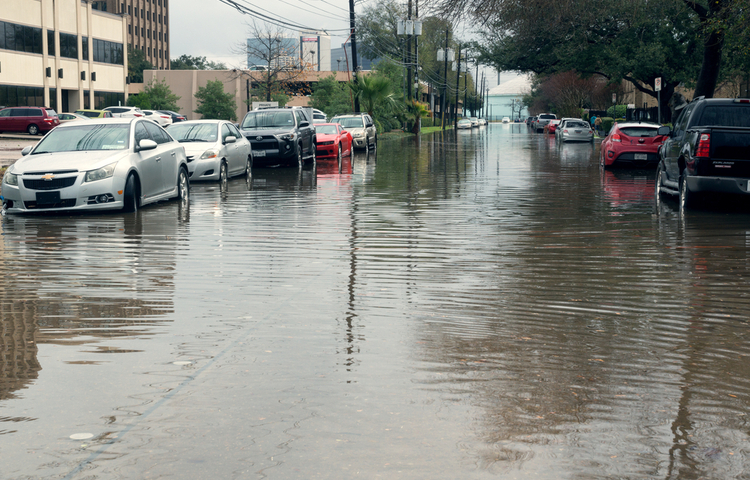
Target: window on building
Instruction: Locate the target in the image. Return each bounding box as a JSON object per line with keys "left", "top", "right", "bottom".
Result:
{"left": 147, "top": 11, "right": 150, "bottom": 21}
{"left": 141, "top": 27, "right": 144, "bottom": 36}
{"left": 82, "top": 36, "right": 88, "bottom": 60}
{"left": 0, "top": 22, "right": 42, "bottom": 55}
{"left": 128, "top": 5, "right": 132, "bottom": 15}
{"left": 121, "top": 3, "right": 125, "bottom": 13}
{"left": 59, "top": 32, "right": 78, "bottom": 59}
{"left": 135, "top": 7, "right": 138, "bottom": 16}
{"left": 93, "top": 39, "right": 124, "bottom": 65}
{"left": 47, "top": 29, "right": 55, "bottom": 56}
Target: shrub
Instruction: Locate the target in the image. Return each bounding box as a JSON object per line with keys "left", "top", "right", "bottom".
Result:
{"left": 600, "top": 117, "right": 615, "bottom": 134}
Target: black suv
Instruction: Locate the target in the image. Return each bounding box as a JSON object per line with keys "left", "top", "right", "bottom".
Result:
{"left": 239, "top": 107, "right": 316, "bottom": 166}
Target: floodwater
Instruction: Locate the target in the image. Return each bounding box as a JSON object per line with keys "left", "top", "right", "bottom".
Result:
{"left": 3, "top": 124, "right": 750, "bottom": 479}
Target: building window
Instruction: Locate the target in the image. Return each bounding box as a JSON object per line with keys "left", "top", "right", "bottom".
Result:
{"left": 128, "top": 5, "right": 132, "bottom": 15}
{"left": 82, "top": 36, "right": 88, "bottom": 60}
{"left": 0, "top": 85, "right": 45, "bottom": 108}
{"left": 59, "top": 32, "right": 78, "bottom": 59}
{"left": 47, "top": 29, "right": 55, "bottom": 56}
{"left": 0, "top": 22, "right": 42, "bottom": 55}
{"left": 147, "top": 11, "right": 150, "bottom": 21}
{"left": 141, "top": 9, "right": 144, "bottom": 18}
{"left": 93, "top": 38, "right": 124, "bottom": 65}
{"left": 121, "top": 3, "right": 125, "bottom": 13}
{"left": 134, "top": 7, "right": 138, "bottom": 16}
{"left": 128, "top": 25, "right": 132, "bottom": 34}
{"left": 141, "top": 27, "right": 144, "bottom": 36}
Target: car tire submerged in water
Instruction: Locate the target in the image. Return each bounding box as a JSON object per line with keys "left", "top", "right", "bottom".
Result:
{"left": 297, "top": 147, "right": 303, "bottom": 167}
{"left": 654, "top": 164, "right": 665, "bottom": 199}
{"left": 337, "top": 144, "right": 342, "bottom": 162}
{"left": 177, "top": 167, "right": 189, "bottom": 202}
{"left": 679, "top": 168, "right": 696, "bottom": 211}
{"left": 219, "top": 161, "right": 228, "bottom": 184}
{"left": 245, "top": 157, "right": 252, "bottom": 175}
{"left": 123, "top": 174, "right": 138, "bottom": 213}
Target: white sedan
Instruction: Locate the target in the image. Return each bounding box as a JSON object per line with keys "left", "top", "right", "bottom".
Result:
{"left": 1, "top": 118, "right": 189, "bottom": 214}
{"left": 142, "top": 110, "right": 174, "bottom": 127}
{"left": 167, "top": 120, "right": 253, "bottom": 182}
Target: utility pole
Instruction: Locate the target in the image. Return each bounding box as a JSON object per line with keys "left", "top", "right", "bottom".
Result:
{"left": 348, "top": 0, "right": 360, "bottom": 112}
{"left": 407, "top": 0, "right": 412, "bottom": 101}
{"left": 440, "top": 28, "right": 449, "bottom": 130}
{"left": 475, "top": 63, "right": 479, "bottom": 116}
{"left": 480, "top": 73, "right": 485, "bottom": 118}
{"left": 414, "top": 0, "right": 419, "bottom": 102}
{"left": 454, "top": 44, "right": 461, "bottom": 129}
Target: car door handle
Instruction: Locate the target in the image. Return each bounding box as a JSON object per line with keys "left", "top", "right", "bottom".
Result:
{"left": 155, "top": 157, "right": 161, "bottom": 162}
{"left": 171, "top": 152, "right": 176, "bottom": 156}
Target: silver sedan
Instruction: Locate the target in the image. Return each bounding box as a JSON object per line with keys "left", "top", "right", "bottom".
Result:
{"left": 1, "top": 118, "right": 189, "bottom": 214}
{"left": 556, "top": 119, "right": 594, "bottom": 143}
{"left": 167, "top": 120, "right": 253, "bottom": 182}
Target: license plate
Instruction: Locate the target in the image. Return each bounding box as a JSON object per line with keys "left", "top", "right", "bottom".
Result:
{"left": 36, "top": 191, "right": 60, "bottom": 205}
{"left": 254, "top": 150, "right": 266, "bottom": 157}
{"left": 634, "top": 153, "right": 648, "bottom": 160}
{"left": 575, "top": 130, "right": 582, "bottom": 133}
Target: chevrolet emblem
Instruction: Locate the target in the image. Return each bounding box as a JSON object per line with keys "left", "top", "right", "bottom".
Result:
{"left": 41, "top": 173, "right": 55, "bottom": 181}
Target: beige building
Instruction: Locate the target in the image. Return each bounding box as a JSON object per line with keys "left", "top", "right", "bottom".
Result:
{"left": 0, "top": 0, "right": 128, "bottom": 111}
{"left": 91, "top": 0, "right": 170, "bottom": 70}
{"left": 143, "top": 69, "right": 351, "bottom": 121}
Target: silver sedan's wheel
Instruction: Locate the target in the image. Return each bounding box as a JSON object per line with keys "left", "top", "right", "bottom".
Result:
{"left": 177, "top": 168, "right": 189, "bottom": 202}
{"left": 122, "top": 174, "right": 138, "bottom": 213}
{"left": 219, "top": 161, "right": 228, "bottom": 183}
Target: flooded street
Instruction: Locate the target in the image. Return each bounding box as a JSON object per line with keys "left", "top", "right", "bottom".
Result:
{"left": 4, "top": 123, "right": 750, "bottom": 479}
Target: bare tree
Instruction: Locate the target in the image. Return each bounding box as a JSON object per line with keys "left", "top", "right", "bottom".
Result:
{"left": 234, "top": 21, "right": 307, "bottom": 102}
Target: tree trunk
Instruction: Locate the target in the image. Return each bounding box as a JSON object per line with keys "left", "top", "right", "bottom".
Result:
{"left": 693, "top": 30, "right": 724, "bottom": 98}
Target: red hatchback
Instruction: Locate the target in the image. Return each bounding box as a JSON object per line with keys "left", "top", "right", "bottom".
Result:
{"left": 0, "top": 106, "right": 60, "bottom": 135}
{"left": 600, "top": 122, "right": 668, "bottom": 168}
{"left": 315, "top": 123, "right": 353, "bottom": 160}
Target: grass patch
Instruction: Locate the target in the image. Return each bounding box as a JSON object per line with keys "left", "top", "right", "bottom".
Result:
{"left": 380, "top": 125, "right": 453, "bottom": 140}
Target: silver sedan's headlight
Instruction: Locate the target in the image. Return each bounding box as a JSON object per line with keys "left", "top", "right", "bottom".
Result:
{"left": 84, "top": 162, "right": 118, "bottom": 183}
{"left": 2, "top": 167, "right": 18, "bottom": 186}
{"left": 200, "top": 149, "right": 219, "bottom": 159}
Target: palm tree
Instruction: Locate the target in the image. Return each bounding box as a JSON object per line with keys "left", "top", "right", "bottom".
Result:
{"left": 349, "top": 75, "right": 396, "bottom": 118}
{"left": 404, "top": 100, "right": 429, "bottom": 134}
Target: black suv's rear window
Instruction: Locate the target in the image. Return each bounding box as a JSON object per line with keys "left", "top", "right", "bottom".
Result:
{"left": 698, "top": 106, "right": 750, "bottom": 128}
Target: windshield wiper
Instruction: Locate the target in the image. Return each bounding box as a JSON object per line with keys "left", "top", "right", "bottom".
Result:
{"left": 178, "top": 138, "right": 209, "bottom": 142}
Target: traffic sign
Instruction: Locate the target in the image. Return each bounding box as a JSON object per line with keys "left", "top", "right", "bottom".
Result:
{"left": 655, "top": 77, "right": 662, "bottom": 92}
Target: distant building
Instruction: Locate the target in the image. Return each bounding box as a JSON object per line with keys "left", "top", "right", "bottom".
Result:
{"left": 331, "top": 42, "right": 374, "bottom": 72}
{"left": 300, "top": 31, "right": 330, "bottom": 72}
{"left": 486, "top": 75, "right": 531, "bottom": 121}
{"left": 0, "top": 0, "right": 128, "bottom": 111}
{"left": 90, "top": 0, "right": 170, "bottom": 70}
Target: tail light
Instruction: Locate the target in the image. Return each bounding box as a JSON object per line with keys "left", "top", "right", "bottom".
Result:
{"left": 696, "top": 133, "right": 711, "bottom": 157}
{"left": 563, "top": 129, "right": 569, "bottom": 133}
{"left": 611, "top": 134, "right": 621, "bottom": 142}
{"left": 134, "top": 113, "right": 143, "bottom": 117}
{"left": 160, "top": 115, "right": 170, "bottom": 119}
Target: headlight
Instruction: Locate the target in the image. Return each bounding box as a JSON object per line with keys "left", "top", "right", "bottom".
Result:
{"left": 84, "top": 162, "right": 117, "bottom": 183}
{"left": 277, "top": 132, "right": 296, "bottom": 142}
{"left": 2, "top": 167, "right": 18, "bottom": 186}
{"left": 352, "top": 130, "right": 365, "bottom": 138}
{"left": 200, "top": 149, "right": 219, "bottom": 159}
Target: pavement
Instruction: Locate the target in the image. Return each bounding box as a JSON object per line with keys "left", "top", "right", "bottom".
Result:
{"left": 0, "top": 134, "right": 40, "bottom": 166}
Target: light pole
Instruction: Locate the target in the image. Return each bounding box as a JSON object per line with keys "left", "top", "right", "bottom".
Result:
{"left": 437, "top": 30, "right": 453, "bottom": 130}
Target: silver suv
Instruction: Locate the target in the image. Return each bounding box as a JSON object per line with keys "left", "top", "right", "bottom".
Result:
{"left": 331, "top": 113, "right": 377, "bottom": 149}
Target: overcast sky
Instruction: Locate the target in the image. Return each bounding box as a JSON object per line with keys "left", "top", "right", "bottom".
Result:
{"left": 170, "top": 0, "right": 502, "bottom": 87}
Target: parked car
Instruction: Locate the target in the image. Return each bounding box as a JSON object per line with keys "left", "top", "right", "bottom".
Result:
{"left": 545, "top": 119, "right": 561, "bottom": 134}
{"left": 167, "top": 120, "right": 252, "bottom": 182}
{"left": 142, "top": 110, "right": 173, "bottom": 127}
{"left": 57, "top": 112, "right": 91, "bottom": 124}
{"left": 314, "top": 123, "right": 352, "bottom": 160}
{"left": 533, "top": 113, "right": 557, "bottom": 133}
{"left": 501, "top": 117, "right": 510, "bottom": 123}
{"left": 656, "top": 97, "right": 750, "bottom": 210}
{"left": 239, "top": 107, "right": 316, "bottom": 166}
{"left": 312, "top": 109, "right": 328, "bottom": 124}
{"left": 1, "top": 118, "right": 189, "bottom": 213}
{"left": 103, "top": 106, "right": 144, "bottom": 118}
{"left": 525, "top": 116, "right": 534, "bottom": 125}
{"left": 528, "top": 116, "right": 538, "bottom": 128}
{"left": 158, "top": 110, "right": 187, "bottom": 123}
{"left": 457, "top": 118, "right": 472, "bottom": 130}
{"left": 479, "top": 118, "right": 488, "bottom": 126}
{"left": 331, "top": 113, "right": 377, "bottom": 150}
{"left": 600, "top": 122, "right": 668, "bottom": 168}
{"left": 556, "top": 119, "right": 594, "bottom": 143}
{"left": 0, "top": 106, "right": 60, "bottom": 135}
{"left": 469, "top": 117, "right": 480, "bottom": 127}
{"left": 75, "top": 109, "right": 114, "bottom": 119}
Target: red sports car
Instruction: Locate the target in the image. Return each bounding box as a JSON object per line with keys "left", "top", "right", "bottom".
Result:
{"left": 600, "top": 122, "right": 668, "bottom": 168}
{"left": 315, "top": 123, "right": 353, "bottom": 160}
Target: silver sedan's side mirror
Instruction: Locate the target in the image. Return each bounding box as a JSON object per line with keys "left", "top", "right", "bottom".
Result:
{"left": 137, "top": 139, "right": 158, "bottom": 152}
{"left": 224, "top": 136, "right": 236, "bottom": 144}
{"left": 21, "top": 146, "right": 32, "bottom": 156}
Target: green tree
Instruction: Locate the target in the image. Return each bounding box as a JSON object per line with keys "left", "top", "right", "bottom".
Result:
{"left": 310, "top": 75, "right": 353, "bottom": 118}
{"left": 349, "top": 72, "right": 398, "bottom": 131}
{"left": 194, "top": 80, "right": 237, "bottom": 121}
{"left": 128, "top": 46, "right": 153, "bottom": 83}
{"left": 171, "top": 54, "right": 226, "bottom": 70}
{"left": 127, "top": 78, "right": 181, "bottom": 111}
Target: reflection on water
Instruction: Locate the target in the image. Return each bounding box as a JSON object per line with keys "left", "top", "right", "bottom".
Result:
{"left": 3, "top": 126, "right": 750, "bottom": 478}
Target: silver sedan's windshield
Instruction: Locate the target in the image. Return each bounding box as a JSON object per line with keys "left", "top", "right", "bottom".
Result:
{"left": 168, "top": 123, "right": 218, "bottom": 143}
{"left": 32, "top": 124, "right": 130, "bottom": 153}
{"left": 241, "top": 111, "right": 294, "bottom": 129}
